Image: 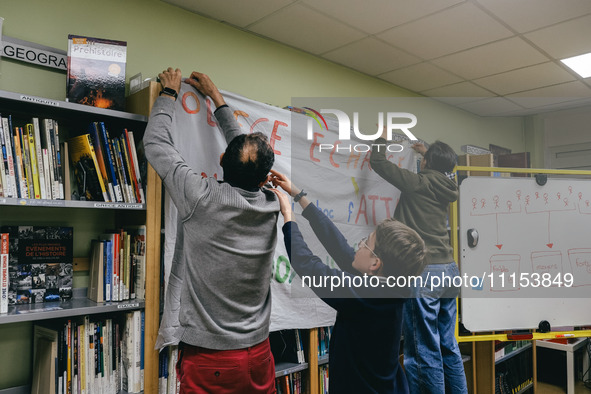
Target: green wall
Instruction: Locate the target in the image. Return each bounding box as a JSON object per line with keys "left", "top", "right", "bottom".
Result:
{"left": 0, "top": 0, "right": 527, "bottom": 388}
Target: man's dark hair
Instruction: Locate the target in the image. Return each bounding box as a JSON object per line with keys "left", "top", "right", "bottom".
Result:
{"left": 221, "top": 132, "right": 275, "bottom": 189}
{"left": 424, "top": 141, "right": 457, "bottom": 173}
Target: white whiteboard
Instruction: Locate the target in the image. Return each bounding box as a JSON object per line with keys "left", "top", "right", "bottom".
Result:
{"left": 459, "top": 177, "right": 591, "bottom": 332}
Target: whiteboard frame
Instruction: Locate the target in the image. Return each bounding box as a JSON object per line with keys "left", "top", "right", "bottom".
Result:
{"left": 452, "top": 165, "right": 591, "bottom": 342}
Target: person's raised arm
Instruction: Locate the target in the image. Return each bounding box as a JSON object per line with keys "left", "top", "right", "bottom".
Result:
{"left": 370, "top": 128, "right": 422, "bottom": 192}
{"left": 144, "top": 67, "right": 207, "bottom": 218}
{"left": 271, "top": 188, "right": 359, "bottom": 307}
{"left": 185, "top": 72, "right": 242, "bottom": 144}
{"left": 270, "top": 170, "right": 355, "bottom": 272}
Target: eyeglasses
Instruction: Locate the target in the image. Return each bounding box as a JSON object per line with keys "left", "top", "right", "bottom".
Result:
{"left": 359, "top": 236, "right": 379, "bottom": 259}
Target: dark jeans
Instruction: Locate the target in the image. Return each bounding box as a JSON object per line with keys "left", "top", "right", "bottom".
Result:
{"left": 403, "top": 262, "right": 468, "bottom": 394}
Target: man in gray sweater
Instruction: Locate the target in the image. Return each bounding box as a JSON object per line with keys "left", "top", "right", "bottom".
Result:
{"left": 144, "top": 67, "right": 279, "bottom": 393}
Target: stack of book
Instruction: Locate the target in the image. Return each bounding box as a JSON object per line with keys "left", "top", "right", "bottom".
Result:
{"left": 69, "top": 122, "right": 145, "bottom": 203}
{"left": 31, "top": 311, "right": 144, "bottom": 394}
{"left": 0, "top": 115, "right": 66, "bottom": 200}
{"left": 88, "top": 225, "right": 146, "bottom": 303}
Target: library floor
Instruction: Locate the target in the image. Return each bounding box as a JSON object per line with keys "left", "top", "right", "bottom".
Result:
{"left": 536, "top": 381, "right": 591, "bottom": 393}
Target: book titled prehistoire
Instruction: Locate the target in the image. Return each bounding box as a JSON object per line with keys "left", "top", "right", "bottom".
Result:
{"left": 66, "top": 35, "right": 127, "bottom": 111}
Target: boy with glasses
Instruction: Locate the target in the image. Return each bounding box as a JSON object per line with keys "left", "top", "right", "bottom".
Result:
{"left": 269, "top": 170, "right": 427, "bottom": 394}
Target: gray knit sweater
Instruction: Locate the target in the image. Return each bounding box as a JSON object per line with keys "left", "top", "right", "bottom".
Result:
{"left": 144, "top": 96, "right": 279, "bottom": 350}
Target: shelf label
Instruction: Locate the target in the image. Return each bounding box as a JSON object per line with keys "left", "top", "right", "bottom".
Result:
{"left": 117, "top": 302, "right": 140, "bottom": 309}
{"left": 93, "top": 202, "right": 144, "bottom": 209}
{"left": 19, "top": 95, "right": 61, "bottom": 107}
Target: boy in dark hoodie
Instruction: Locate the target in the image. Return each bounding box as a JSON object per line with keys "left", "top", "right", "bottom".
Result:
{"left": 269, "top": 169, "right": 427, "bottom": 394}
{"left": 370, "top": 137, "right": 468, "bottom": 394}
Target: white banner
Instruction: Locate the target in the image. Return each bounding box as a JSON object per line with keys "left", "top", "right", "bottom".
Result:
{"left": 162, "top": 83, "right": 416, "bottom": 333}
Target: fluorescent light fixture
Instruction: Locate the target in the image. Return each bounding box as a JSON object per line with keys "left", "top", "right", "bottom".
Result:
{"left": 561, "top": 52, "right": 591, "bottom": 78}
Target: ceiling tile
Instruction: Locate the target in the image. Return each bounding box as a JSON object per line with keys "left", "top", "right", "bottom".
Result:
{"left": 473, "top": 62, "right": 576, "bottom": 95}
{"left": 525, "top": 14, "right": 591, "bottom": 59}
{"left": 248, "top": 3, "right": 365, "bottom": 55}
{"left": 456, "top": 97, "right": 526, "bottom": 116}
{"left": 376, "top": 2, "right": 513, "bottom": 60}
{"left": 509, "top": 80, "right": 591, "bottom": 98}
{"left": 421, "top": 81, "right": 495, "bottom": 98}
{"left": 476, "top": 0, "right": 591, "bottom": 33}
{"left": 379, "top": 63, "right": 463, "bottom": 92}
{"left": 301, "top": 0, "right": 464, "bottom": 34}
{"left": 432, "top": 37, "right": 549, "bottom": 79}
{"left": 322, "top": 37, "right": 421, "bottom": 75}
{"left": 506, "top": 81, "right": 591, "bottom": 109}
{"left": 162, "top": 0, "right": 294, "bottom": 27}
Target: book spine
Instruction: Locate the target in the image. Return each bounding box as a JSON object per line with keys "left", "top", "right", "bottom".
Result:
{"left": 112, "top": 137, "right": 131, "bottom": 203}
{"left": 67, "top": 320, "right": 72, "bottom": 394}
{"left": 140, "top": 311, "right": 144, "bottom": 392}
{"left": 53, "top": 121, "right": 64, "bottom": 199}
{"left": 94, "top": 323, "right": 99, "bottom": 394}
{"left": 0, "top": 129, "right": 5, "bottom": 197}
{"left": 1, "top": 233, "right": 9, "bottom": 314}
{"left": 58, "top": 325, "right": 64, "bottom": 394}
{"left": 2, "top": 117, "right": 16, "bottom": 198}
{"left": 47, "top": 120, "right": 60, "bottom": 199}
{"left": 43, "top": 119, "right": 57, "bottom": 199}
{"left": 121, "top": 130, "right": 140, "bottom": 203}
{"left": 27, "top": 124, "right": 42, "bottom": 199}
{"left": 19, "top": 126, "right": 33, "bottom": 199}
{"left": 82, "top": 316, "right": 89, "bottom": 394}
{"left": 115, "top": 322, "right": 121, "bottom": 394}
{"left": 123, "top": 231, "right": 130, "bottom": 301}
{"left": 32, "top": 118, "right": 47, "bottom": 199}
{"left": 0, "top": 116, "right": 8, "bottom": 198}
{"left": 112, "top": 234, "right": 119, "bottom": 302}
{"left": 98, "top": 122, "right": 123, "bottom": 202}
{"left": 88, "top": 123, "right": 113, "bottom": 202}
{"left": 61, "top": 141, "right": 71, "bottom": 201}
{"left": 41, "top": 150, "right": 52, "bottom": 200}
{"left": 13, "top": 130, "right": 26, "bottom": 198}
{"left": 88, "top": 322, "right": 95, "bottom": 394}
{"left": 133, "top": 310, "right": 141, "bottom": 393}
{"left": 73, "top": 321, "right": 78, "bottom": 394}
{"left": 104, "top": 240, "right": 111, "bottom": 302}
{"left": 126, "top": 132, "right": 145, "bottom": 204}
{"left": 79, "top": 135, "right": 108, "bottom": 202}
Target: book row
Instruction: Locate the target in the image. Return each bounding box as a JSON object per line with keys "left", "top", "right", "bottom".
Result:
{"left": 495, "top": 348, "right": 533, "bottom": 394}
{"left": 319, "top": 365, "right": 329, "bottom": 394}
{"left": 88, "top": 225, "right": 146, "bottom": 303}
{"left": 275, "top": 371, "right": 305, "bottom": 394}
{"left": 0, "top": 115, "right": 65, "bottom": 200}
{"left": 0, "top": 224, "right": 146, "bottom": 309}
{"left": 74, "top": 122, "right": 144, "bottom": 204}
{"left": 270, "top": 329, "right": 307, "bottom": 365}
{"left": 1, "top": 226, "right": 73, "bottom": 309}
{"left": 0, "top": 113, "right": 145, "bottom": 204}
{"left": 318, "top": 326, "right": 332, "bottom": 357}
{"left": 31, "top": 310, "right": 144, "bottom": 394}
{"left": 158, "top": 346, "right": 179, "bottom": 394}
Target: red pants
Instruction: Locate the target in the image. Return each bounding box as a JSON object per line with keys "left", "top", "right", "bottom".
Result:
{"left": 177, "top": 339, "right": 276, "bottom": 394}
